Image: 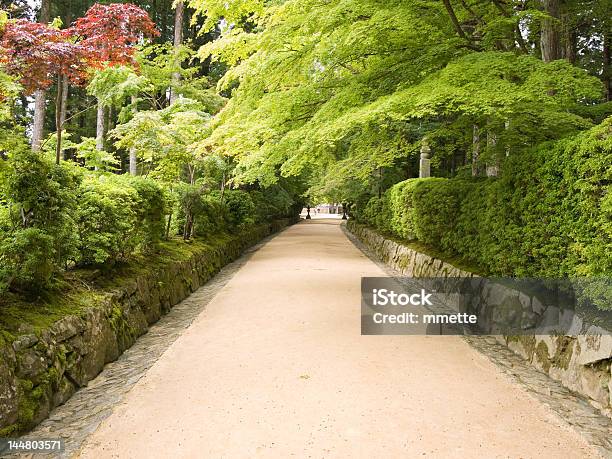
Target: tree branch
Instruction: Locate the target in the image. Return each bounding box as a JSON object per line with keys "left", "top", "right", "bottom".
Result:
{"left": 442, "top": 0, "right": 469, "bottom": 40}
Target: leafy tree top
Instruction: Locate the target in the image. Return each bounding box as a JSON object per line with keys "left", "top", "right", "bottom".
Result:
{"left": 0, "top": 19, "right": 84, "bottom": 91}
{"left": 190, "top": 0, "right": 606, "bottom": 189}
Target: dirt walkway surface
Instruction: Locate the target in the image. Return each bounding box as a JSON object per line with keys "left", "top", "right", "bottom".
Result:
{"left": 78, "top": 218, "right": 600, "bottom": 459}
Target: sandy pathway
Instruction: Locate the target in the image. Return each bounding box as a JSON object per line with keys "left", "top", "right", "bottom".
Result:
{"left": 78, "top": 218, "right": 599, "bottom": 458}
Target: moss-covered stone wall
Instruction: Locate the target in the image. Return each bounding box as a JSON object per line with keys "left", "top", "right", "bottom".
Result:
{"left": 0, "top": 218, "right": 298, "bottom": 435}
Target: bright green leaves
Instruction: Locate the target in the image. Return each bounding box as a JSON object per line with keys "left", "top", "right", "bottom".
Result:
{"left": 75, "top": 137, "right": 121, "bottom": 172}
{"left": 191, "top": 0, "right": 608, "bottom": 206}
{"left": 111, "top": 98, "right": 213, "bottom": 183}
{"left": 189, "top": 0, "right": 265, "bottom": 32}
{"left": 87, "top": 66, "right": 148, "bottom": 109}
{"left": 197, "top": 0, "right": 466, "bottom": 187}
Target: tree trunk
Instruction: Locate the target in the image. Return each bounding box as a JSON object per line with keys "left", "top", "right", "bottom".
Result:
{"left": 540, "top": 0, "right": 561, "bottom": 62}
{"left": 165, "top": 184, "right": 174, "bottom": 240}
{"left": 129, "top": 148, "right": 138, "bottom": 175}
{"left": 96, "top": 101, "right": 105, "bottom": 151}
{"left": 32, "top": 91, "right": 46, "bottom": 151}
{"left": 562, "top": 22, "right": 577, "bottom": 63}
{"left": 173, "top": 2, "right": 185, "bottom": 51}
{"left": 183, "top": 213, "right": 193, "bottom": 240}
{"left": 55, "top": 75, "right": 64, "bottom": 165}
{"left": 504, "top": 119, "right": 510, "bottom": 157}
{"left": 442, "top": 0, "right": 468, "bottom": 41}
{"left": 471, "top": 124, "right": 480, "bottom": 177}
{"left": 129, "top": 95, "right": 138, "bottom": 175}
{"left": 59, "top": 78, "right": 69, "bottom": 159}
{"left": 170, "top": 1, "right": 185, "bottom": 104}
{"left": 604, "top": 32, "right": 611, "bottom": 102}
{"left": 60, "top": 8, "right": 72, "bottom": 160}
{"left": 220, "top": 171, "right": 226, "bottom": 202}
{"left": 165, "top": 211, "right": 173, "bottom": 240}
{"left": 106, "top": 105, "right": 113, "bottom": 137}
{"left": 31, "top": 0, "right": 51, "bottom": 151}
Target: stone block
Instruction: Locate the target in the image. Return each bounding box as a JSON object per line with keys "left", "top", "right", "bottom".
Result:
{"left": 609, "top": 366, "right": 612, "bottom": 408}
{"left": 16, "top": 348, "right": 47, "bottom": 384}
{"left": 566, "top": 314, "right": 584, "bottom": 335}
{"left": 531, "top": 296, "right": 545, "bottom": 315}
{"left": 0, "top": 355, "right": 19, "bottom": 426}
{"left": 52, "top": 376, "right": 76, "bottom": 407}
{"left": 51, "top": 316, "right": 85, "bottom": 342}
{"left": 577, "top": 333, "right": 612, "bottom": 365}
{"left": 12, "top": 334, "right": 38, "bottom": 353}
{"left": 578, "top": 364, "right": 610, "bottom": 409}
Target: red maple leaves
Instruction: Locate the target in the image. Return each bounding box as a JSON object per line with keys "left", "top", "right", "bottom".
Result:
{"left": 0, "top": 3, "right": 159, "bottom": 93}
{"left": 0, "top": 20, "right": 82, "bottom": 91}
{"left": 74, "top": 3, "right": 159, "bottom": 68}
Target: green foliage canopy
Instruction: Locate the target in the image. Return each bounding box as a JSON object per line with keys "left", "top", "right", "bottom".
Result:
{"left": 192, "top": 0, "right": 606, "bottom": 199}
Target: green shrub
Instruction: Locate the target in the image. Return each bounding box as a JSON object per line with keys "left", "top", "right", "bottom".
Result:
{"left": 173, "top": 184, "right": 231, "bottom": 239}
{"left": 193, "top": 194, "right": 229, "bottom": 237}
{"left": 361, "top": 196, "right": 391, "bottom": 234}
{"left": 0, "top": 148, "right": 300, "bottom": 291}
{"left": 75, "top": 175, "right": 173, "bottom": 264}
{"left": 0, "top": 150, "right": 80, "bottom": 290}
{"left": 387, "top": 180, "right": 418, "bottom": 240}
{"left": 0, "top": 205, "right": 10, "bottom": 232}
{"left": 173, "top": 184, "right": 200, "bottom": 239}
{"left": 0, "top": 228, "right": 54, "bottom": 292}
{"left": 128, "top": 176, "right": 168, "bottom": 249}
{"left": 249, "top": 190, "right": 267, "bottom": 223}
{"left": 76, "top": 177, "right": 140, "bottom": 265}
{"left": 219, "top": 190, "right": 256, "bottom": 230}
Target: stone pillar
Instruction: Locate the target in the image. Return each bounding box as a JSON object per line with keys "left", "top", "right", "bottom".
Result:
{"left": 486, "top": 131, "right": 499, "bottom": 177}
{"left": 419, "top": 141, "right": 431, "bottom": 178}
{"left": 486, "top": 165, "right": 499, "bottom": 177}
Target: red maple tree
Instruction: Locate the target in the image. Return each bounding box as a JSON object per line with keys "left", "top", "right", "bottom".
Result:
{"left": 0, "top": 20, "right": 85, "bottom": 93}
{"left": 0, "top": 3, "right": 159, "bottom": 163}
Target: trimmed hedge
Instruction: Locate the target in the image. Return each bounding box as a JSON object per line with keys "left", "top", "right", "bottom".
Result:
{"left": 356, "top": 118, "right": 612, "bottom": 280}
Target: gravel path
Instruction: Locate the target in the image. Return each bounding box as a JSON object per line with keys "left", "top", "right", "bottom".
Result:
{"left": 71, "top": 218, "right": 604, "bottom": 458}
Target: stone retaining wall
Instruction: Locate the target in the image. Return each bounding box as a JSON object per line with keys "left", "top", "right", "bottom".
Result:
{"left": 347, "top": 220, "right": 612, "bottom": 416}
{"left": 0, "top": 218, "right": 298, "bottom": 435}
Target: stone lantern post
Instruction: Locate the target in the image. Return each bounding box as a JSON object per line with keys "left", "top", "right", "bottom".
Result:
{"left": 419, "top": 139, "right": 431, "bottom": 179}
